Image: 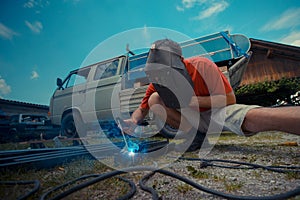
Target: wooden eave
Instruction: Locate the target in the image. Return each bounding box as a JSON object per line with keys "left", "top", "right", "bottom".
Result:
{"left": 250, "top": 38, "right": 300, "bottom": 61}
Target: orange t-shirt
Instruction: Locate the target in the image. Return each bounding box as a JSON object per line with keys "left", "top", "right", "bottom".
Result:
{"left": 140, "top": 57, "right": 233, "bottom": 111}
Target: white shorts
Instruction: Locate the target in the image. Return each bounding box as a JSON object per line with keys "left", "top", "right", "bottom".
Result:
{"left": 181, "top": 104, "right": 260, "bottom": 136}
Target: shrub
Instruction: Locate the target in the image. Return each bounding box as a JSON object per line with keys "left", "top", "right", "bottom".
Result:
{"left": 234, "top": 77, "right": 300, "bottom": 106}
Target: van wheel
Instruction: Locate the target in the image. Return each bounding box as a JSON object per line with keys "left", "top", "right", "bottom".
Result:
{"left": 61, "top": 112, "right": 86, "bottom": 138}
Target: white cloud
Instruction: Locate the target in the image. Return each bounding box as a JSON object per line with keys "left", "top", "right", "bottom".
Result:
{"left": 0, "top": 23, "right": 18, "bottom": 40}
{"left": 30, "top": 71, "right": 39, "bottom": 80}
{"left": 25, "top": 20, "right": 43, "bottom": 34}
{"left": 193, "top": 1, "right": 229, "bottom": 20}
{"left": 0, "top": 76, "right": 11, "bottom": 97}
{"left": 176, "top": 5, "right": 185, "bottom": 12}
{"left": 281, "top": 31, "right": 300, "bottom": 47}
{"left": 182, "top": 0, "right": 198, "bottom": 9}
{"left": 24, "top": 0, "right": 36, "bottom": 8}
{"left": 176, "top": 0, "right": 229, "bottom": 20}
{"left": 261, "top": 8, "right": 300, "bottom": 32}
{"left": 24, "top": 0, "right": 50, "bottom": 9}
{"left": 292, "top": 40, "right": 300, "bottom": 46}
{"left": 176, "top": 0, "right": 204, "bottom": 11}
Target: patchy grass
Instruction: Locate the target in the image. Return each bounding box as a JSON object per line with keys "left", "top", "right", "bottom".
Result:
{"left": 224, "top": 180, "right": 244, "bottom": 192}
{"left": 285, "top": 171, "right": 300, "bottom": 180}
{"left": 251, "top": 170, "right": 262, "bottom": 179}
{"left": 176, "top": 183, "right": 193, "bottom": 194}
{"left": 212, "top": 174, "right": 226, "bottom": 183}
{"left": 0, "top": 142, "right": 29, "bottom": 150}
{"left": 186, "top": 165, "right": 210, "bottom": 179}
{"left": 0, "top": 131, "right": 299, "bottom": 199}
{"left": 0, "top": 139, "right": 79, "bottom": 151}
{"left": 0, "top": 157, "right": 132, "bottom": 200}
{"left": 218, "top": 131, "right": 291, "bottom": 144}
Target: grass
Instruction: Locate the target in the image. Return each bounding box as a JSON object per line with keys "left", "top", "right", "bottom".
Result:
{"left": 176, "top": 183, "right": 193, "bottom": 194}
{"left": 224, "top": 180, "right": 244, "bottom": 192}
{"left": 0, "top": 157, "right": 131, "bottom": 200}
{"left": 0, "top": 139, "right": 78, "bottom": 150}
{"left": 186, "top": 165, "right": 210, "bottom": 179}
{"left": 286, "top": 171, "right": 300, "bottom": 180}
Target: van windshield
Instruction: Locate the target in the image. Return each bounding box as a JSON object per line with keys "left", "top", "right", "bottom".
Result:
{"left": 65, "top": 68, "right": 90, "bottom": 88}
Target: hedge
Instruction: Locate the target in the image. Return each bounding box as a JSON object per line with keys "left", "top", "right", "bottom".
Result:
{"left": 234, "top": 77, "right": 300, "bottom": 106}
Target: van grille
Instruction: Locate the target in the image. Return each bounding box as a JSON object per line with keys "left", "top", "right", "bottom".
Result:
{"left": 119, "top": 85, "right": 148, "bottom": 113}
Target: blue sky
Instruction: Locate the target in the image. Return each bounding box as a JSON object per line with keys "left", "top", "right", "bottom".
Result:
{"left": 0, "top": 0, "right": 300, "bottom": 105}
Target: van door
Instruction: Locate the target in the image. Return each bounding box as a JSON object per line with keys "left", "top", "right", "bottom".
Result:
{"left": 51, "top": 67, "right": 90, "bottom": 124}
{"left": 83, "top": 57, "right": 125, "bottom": 123}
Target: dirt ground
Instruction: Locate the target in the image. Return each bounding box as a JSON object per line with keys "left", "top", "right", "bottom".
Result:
{"left": 0, "top": 131, "right": 299, "bottom": 200}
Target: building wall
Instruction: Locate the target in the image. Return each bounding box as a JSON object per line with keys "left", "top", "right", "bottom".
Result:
{"left": 240, "top": 39, "right": 300, "bottom": 85}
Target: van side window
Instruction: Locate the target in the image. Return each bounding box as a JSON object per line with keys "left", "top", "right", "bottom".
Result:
{"left": 94, "top": 60, "right": 119, "bottom": 80}
{"left": 65, "top": 68, "right": 90, "bottom": 88}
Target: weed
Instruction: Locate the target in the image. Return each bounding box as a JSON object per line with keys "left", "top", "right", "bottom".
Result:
{"left": 286, "top": 171, "right": 300, "bottom": 180}
{"left": 186, "top": 165, "right": 210, "bottom": 179}
{"left": 224, "top": 180, "right": 244, "bottom": 192}
{"left": 212, "top": 174, "right": 226, "bottom": 182}
{"left": 251, "top": 171, "right": 262, "bottom": 179}
{"left": 177, "top": 183, "right": 193, "bottom": 194}
{"left": 248, "top": 154, "right": 257, "bottom": 163}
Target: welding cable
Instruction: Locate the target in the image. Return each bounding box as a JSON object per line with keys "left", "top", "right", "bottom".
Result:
{"left": 115, "top": 177, "right": 137, "bottom": 200}
{"left": 199, "top": 161, "right": 253, "bottom": 170}
{"left": 266, "top": 165, "right": 300, "bottom": 170}
{"left": 177, "top": 157, "right": 300, "bottom": 173}
{"left": 40, "top": 174, "right": 101, "bottom": 200}
{"left": 138, "top": 167, "right": 300, "bottom": 200}
{"left": 155, "top": 168, "right": 300, "bottom": 200}
{"left": 0, "top": 180, "right": 40, "bottom": 200}
{"left": 47, "top": 165, "right": 300, "bottom": 200}
{"left": 139, "top": 172, "right": 160, "bottom": 200}
{"left": 40, "top": 171, "right": 137, "bottom": 200}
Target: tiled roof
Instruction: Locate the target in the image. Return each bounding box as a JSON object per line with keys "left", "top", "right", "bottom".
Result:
{"left": 0, "top": 98, "right": 49, "bottom": 109}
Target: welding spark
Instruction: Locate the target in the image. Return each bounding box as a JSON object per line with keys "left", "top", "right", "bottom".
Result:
{"left": 128, "top": 150, "right": 135, "bottom": 156}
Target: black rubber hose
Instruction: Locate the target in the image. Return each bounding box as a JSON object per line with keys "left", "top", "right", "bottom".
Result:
{"left": 41, "top": 171, "right": 139, "bottom": 200}
{"left": 178, "top": 157, "right": 300, "bottom": 173}
{"left": 0, "top": 180, "right": 40, "bottom": 200}
{"left": 156, "top": 168, "right": 300, "bottom": 200}
{"left": 116, "top": 177, "right": 137, "bottom": 200}
{"left": 40, "top": 174, "right": 100, "bottom": 200}
{"left": 39, "top": 158, "right": 300, "bottom": 200}
{"left": 46, "top": 165, "right": 300, "bottom": 200}
{"left": 139, "top": 172, "right": 160, "bottom": 200}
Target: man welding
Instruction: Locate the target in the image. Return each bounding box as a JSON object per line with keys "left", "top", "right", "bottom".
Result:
{"left": 124, "top": 39, "right": 300, "bottom": 152}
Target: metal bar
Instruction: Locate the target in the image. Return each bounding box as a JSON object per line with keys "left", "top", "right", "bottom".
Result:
{"left": 0, "top": 140, "right": 169, "bottom": 169}
{"left": 181, "top": 35, "right": 224, "bottom": 48}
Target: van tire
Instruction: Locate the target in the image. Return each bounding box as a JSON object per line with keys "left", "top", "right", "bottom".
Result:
{"left": 61, "top": 112, "right": 86, "bottom": 138}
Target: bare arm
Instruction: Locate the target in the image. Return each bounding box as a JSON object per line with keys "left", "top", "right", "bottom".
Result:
{"left": 131, "top": 107, "right": 149, "bottom": 124}
{"left": 123, "top": 107, "right": 149, "bottom": 134}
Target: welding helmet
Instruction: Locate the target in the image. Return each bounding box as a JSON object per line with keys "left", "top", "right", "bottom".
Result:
{"left": 145, "top": 39, "right": 194, "bottom": 108}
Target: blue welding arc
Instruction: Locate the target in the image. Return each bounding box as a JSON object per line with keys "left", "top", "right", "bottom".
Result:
{"left": 127, "top": 140, "right": 139, "bottom": 152}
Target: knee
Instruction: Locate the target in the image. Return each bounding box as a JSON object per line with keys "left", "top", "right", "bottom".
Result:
{"left": 148, "top": 92, "right": 164, "bottom": 107}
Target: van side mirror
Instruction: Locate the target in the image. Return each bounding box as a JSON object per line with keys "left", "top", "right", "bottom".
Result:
{"left": 56, "top": 78, "right": 63, "bottom": 90}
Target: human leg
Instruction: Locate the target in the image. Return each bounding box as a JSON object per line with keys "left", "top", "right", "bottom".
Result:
{"left": 148, "top": 92, "right": 193, "bottom": 132}
{"left": 242, "top": 106, "right": 300, "bottom": 136}
{"left": 222, "top": 104, "right": 260, "bottom": 136}
{"left": 148, "top": 92, "right": 208, "bottom": 152}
